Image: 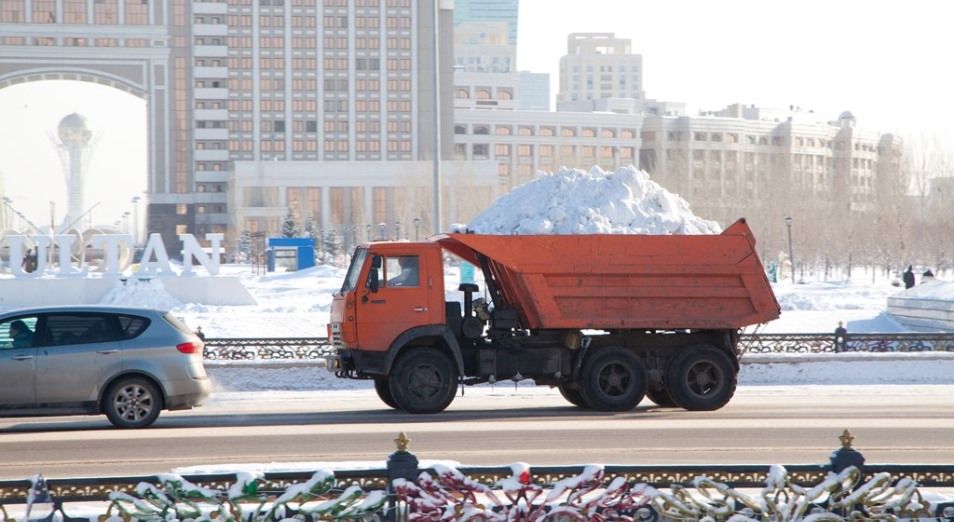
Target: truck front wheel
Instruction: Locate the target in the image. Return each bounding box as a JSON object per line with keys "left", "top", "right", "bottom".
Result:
{"left": 388, "top": 347, "right": 458, "bottom": 414}
{"left": 374, "top": 377, "right": 399, "bottom": 409}
{"left": 580, "top": 347, "right": 647, "bottom": 411}
{"left": 666, "top": 345, "right": 737, "bottom": 411}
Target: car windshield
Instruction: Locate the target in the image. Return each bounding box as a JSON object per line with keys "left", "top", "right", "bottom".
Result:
{"left": 340, "top": 248, "right": 368, "bottom": 292}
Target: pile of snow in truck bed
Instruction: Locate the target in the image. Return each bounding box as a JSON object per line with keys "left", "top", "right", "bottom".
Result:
{"left": 459, "top": 165, "right": 721, "bottom": 235}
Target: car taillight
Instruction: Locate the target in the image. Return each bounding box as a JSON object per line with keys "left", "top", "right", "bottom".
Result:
{"left": 177, "top": 341, "right": 202, "bottom": 354}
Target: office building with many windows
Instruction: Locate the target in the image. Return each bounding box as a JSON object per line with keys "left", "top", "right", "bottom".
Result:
{"left": 0, "top": 0, "right": 496, "bottom": 256}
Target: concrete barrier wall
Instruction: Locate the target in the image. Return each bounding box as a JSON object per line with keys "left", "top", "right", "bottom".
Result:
{"left": 0, "top": 276, "right": 256, "bottom": 307}
{"left": 0, "top": 278, "right": 117, "bottom": 307}
{"left": 887, "top": 279, "right": 954, "bottom": 332}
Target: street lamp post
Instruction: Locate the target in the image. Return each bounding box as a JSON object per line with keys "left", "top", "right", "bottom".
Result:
{"left": 413, "top": 217, "right": 421, "bottom": 240}
{"left": 131, "top": 196, "right": 141, "bottom": 245}
{"left": 785, "top": 216, "right": 795, "bottom": 283}
{"left": 366, "top": 224, "right": 371, "bottom": 241}
{"left": 394, "top": 221, "right": 401, "bottom": 241}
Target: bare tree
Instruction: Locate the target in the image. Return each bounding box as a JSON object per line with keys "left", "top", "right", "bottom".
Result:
{"left": 901, "top": 130, "right": 954, "bottom": 272}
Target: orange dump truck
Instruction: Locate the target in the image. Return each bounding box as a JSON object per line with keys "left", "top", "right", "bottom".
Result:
{"left": 327, "top": 218, "right": 780, "bottom": 414}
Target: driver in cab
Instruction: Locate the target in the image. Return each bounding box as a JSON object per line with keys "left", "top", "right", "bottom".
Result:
{"left": 388, "top": 256, "right": 419, "bottom": 287}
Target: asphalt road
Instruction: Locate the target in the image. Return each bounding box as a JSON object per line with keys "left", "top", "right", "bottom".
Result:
{"left": 1, "top": 384, "right": 953, "bottom": 480}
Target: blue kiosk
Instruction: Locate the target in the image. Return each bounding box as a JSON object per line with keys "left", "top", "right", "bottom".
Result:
{"left": 266, "top": 237, "right": 315, "bottom": 272}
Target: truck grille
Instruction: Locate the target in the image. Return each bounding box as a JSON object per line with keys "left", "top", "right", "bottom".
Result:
{"left": 329, "top": 322, "right": 345, "bottom": 348}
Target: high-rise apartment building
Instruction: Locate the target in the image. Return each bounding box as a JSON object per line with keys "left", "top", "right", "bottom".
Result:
{"left": 0, "top": 0, "right": 496, "bottom": 255}
{"left": 452, "top": 0, "right": 519, "bottom": 47}
{"left": 454, "top": 21, "right": 514, "bottom": 73}
{"left": 557, "top": 33, "right": 645, "bottom": 112}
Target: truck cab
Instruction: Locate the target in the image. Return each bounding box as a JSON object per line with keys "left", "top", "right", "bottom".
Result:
{"left": 328, "top": 241, "right": 450, "bottom": 376}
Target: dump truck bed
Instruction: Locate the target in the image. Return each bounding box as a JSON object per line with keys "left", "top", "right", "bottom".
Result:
{"left": 437, "top": 219, "right": 780, "bottom": 331}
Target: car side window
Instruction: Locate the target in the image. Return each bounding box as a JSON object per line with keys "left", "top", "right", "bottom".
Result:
{"left": 0, "top": 316, "right": 39, "bottom": 349}
{"left": 46, "top": 313, "right": 117, "bottom": 346}
{"left": 116, "top": 314, "right": 150, "bottom": 340}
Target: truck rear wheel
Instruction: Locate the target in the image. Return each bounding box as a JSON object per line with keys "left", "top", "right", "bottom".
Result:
{"left": 646, "top": 385, "right": 678, "bottom": 407}
{"left": 374, "top": 377, "right": 399, "bottom": 409}
{"left": 558, "top": 383, "right": 589, "bottom": 408}
{"left": 580, "top": 347, "right": 647, "bottom": 411}
{"left": 388, "top": 347, "right": 458, "bottom": 414}
{"left": 666, "top": 345, "right": 736, "bottom": 411}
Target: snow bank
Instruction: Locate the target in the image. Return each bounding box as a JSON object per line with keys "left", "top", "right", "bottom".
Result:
{"left": 461, "top": 165, "right": 722, "bottom": 235}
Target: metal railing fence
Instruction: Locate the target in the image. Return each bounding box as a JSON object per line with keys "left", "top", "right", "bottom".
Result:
{"left": 201, "top": 333, "right": 954, "bottom": 360}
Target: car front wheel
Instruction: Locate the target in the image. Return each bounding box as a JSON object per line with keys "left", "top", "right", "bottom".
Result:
{"left": 103, "top": 377, "right": 163, "bottom": 428}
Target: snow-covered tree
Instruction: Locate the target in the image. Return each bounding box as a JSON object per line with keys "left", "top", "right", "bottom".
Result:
{"left": 322, "top": 229, "right": 342, "bottom": 265}
{"left": 235, "top": 229, "right": 253, "bottom": 263}
{"left": 281, "top": 208, "right": 299, "bottom": 238}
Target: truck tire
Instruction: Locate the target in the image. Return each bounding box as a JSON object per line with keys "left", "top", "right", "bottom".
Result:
{"left": 388, "top": 347, "right": 458, "bottom": 414}
{"left": 646, "top": 385, "right": 678, "bottom": 407}
{"left": 558, "top": 382, "right": 589, "bottom": 408}
{"left": 665, "top": 345, "right": 737, "bottom": 411}
{"left": 580, "top": 347, "right": 647, "bottom": 411}
{"left": 374, "top": 377, "right": 399, "bottom": 409}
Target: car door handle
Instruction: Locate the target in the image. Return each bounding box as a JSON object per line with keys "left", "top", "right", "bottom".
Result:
{"left": 414, "top": 307, "right": 427, "bottom": 312}
{"left": 12, "top": 354, "right": 34, "bottom": 361}
{"left": 97, "top": 349, "right": 119, "bottom": 355}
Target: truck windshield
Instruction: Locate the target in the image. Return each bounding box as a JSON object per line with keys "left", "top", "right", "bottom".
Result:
{"left": 340, "top": 248, "right": 368, "bottom": 292}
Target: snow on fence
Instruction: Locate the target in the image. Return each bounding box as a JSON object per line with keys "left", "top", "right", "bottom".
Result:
{"left": 2, "top": 431, "right": 953, "bottom": 521}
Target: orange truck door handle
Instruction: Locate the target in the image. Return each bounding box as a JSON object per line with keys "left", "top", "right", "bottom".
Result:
{"left": 414, "top": 307, "right": 427, "bottom": 312}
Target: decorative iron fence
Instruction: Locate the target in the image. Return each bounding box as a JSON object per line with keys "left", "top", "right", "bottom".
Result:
{"left": 203, "top": 338, "right": 333, "bottom": 360}
{"left": 2, "top": 431, "right": 953, "bottom": 521}
{"left": 739, "top": 333, "right": 954, "bottom": 354}
{"left": 202, "top": 333, "right": 954, "bottom": 361}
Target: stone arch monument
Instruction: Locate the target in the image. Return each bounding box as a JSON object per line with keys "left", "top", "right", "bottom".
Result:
{"left": 0, "top": 4, "right": 192, "bottom": 256}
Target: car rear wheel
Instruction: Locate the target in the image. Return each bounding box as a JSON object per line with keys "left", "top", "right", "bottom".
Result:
{"left": 103, "top": 377, "right": 163, "bottom": 428}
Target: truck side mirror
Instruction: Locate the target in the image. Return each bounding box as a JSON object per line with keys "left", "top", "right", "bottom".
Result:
{"left": 367, "top": 255, "right": 382, "bottom": 292}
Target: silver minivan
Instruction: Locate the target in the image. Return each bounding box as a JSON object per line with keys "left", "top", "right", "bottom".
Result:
{"left": 0, "top": 305, "right": 211, "bottom": 428}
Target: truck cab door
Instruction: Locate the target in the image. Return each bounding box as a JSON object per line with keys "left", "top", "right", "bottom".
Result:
{"left": 355, "top": 252, "right": 440, "bottom": 352}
